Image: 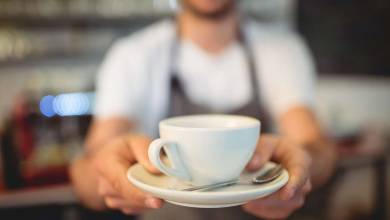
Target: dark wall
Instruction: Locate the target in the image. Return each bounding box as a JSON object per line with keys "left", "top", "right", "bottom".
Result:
{"left": 0, "top": 205, "right": 135, "bottom": 220}
{"left": 297, "top": 0, "right": 390, "bottom": 75}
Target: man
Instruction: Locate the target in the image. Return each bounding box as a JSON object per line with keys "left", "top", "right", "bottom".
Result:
{"left": 70, "top": 0, "right": 337, "bottom": 219}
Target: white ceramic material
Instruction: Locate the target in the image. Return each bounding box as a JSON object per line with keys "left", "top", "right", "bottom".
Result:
{"left": 148, "top": 114, "right": 261, "bottom": 185}
{"left": 127, "top": 162, "right": 289, "bottom": 208}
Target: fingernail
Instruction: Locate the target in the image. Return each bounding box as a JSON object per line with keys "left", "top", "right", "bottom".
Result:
{"left": 148, "top": 166, "right": 161, "bottom": 174}
{"left": 242, "top": 203, "right": 253, "bottom": 211}
{"left": 145, "top": 198, "right": 161, "bottom": 209}
{"left": 281, "top": 188, "right": 296, "bottom": 200}
{"left": 249, "top": 156, "right": 262, "bottom": 167}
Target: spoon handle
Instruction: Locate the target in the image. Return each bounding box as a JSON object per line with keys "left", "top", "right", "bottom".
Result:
{"left": 252, "top": 165, "right": 283, "bottom": 183}
{"left": 181, "top": 165, "right": 284, "bottom": 192}
{"left": 182, "top": 179, "right": 238, "bottom": 192}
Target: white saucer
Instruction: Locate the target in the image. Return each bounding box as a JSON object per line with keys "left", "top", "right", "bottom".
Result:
{"left": 127, "top": 162, "right": 289, "bottom": 208}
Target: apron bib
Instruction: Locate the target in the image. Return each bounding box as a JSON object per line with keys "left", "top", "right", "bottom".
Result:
{"left": 140, "top": 20, "right": 271, "bottom": 220}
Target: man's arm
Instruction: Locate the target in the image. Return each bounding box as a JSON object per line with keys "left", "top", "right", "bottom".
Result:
{"left": 242, "top": 105, "right": 337, "bottom": 219}
{"left": 278, "top": 105, "right": 338, "bottom": 187}
{"left": 70, "top": 117, "right": 132, "bottom": 210}
{"left": 85, "top": 118, "right": 132, "bottom": 153}
{"left": 70, "top": 117, "right": 163, "bottom": 213}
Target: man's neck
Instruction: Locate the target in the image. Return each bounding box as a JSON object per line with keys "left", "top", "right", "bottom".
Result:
{"left": 177, "top": 10, "right": 239, "bottom": 54}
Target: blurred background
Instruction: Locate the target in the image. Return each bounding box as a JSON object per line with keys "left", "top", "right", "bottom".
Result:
{"left": 0, "top": 0, "right": 388, "bottom": 219}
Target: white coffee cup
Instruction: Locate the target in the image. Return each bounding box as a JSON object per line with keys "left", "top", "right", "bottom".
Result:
{"left": 148, "top": 114, "right": 260, "bottom": 185}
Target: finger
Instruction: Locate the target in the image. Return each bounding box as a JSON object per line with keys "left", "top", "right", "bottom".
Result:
{"left": 106, "top": 166, "right": 162, "bottom": 209}
{"left": 104, "top": 197, "right": 125, "bottom": 209}
{"left": 246, "top": 135, "right": 277, "bottom": 171}
{"left": 243, "top": 201, "right": 293, "bottom": 220}
{"left": 121, "top": 208, "right": 143, "bottom": 215}
{"left": 95, "top": 145, "right": 163, "bottom": 209}
{"left": 302, "top": 179, "right": 312, "bottom": 195}
{"left": 273, "top": 141, "right": 312, "bottom": 200}
{"left": 243, "top": 193, "right": 305, "bottom": 219}
{"left": 109, "top": 166, "right": 162, "bottom": 209}
{"left": 121, "top": 208, "right": 135, "bottom": 215}
{"left": 246, "top": 186, "right": 307, "bottom": 207}
{"left": 98, "top": 177, "right": 120, "bottom": 197}
{"left": 127, "top": 134, "right": 161, "bottom": 174}
{"left": 104, "top": 197, "right": 146, "bottom": 212}
{"left": 281, "top": 158, "right": 311, "bottom": 200}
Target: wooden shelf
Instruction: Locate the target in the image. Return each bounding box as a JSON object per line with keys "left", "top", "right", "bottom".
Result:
{"left": 0, "top": 184, "right": 77, "bottom": 208}
{"left": 0, "top": 15, "right": 164, "bottom": 28}
{"left": 0, "top": 53, "right": 102, "bottom": 69}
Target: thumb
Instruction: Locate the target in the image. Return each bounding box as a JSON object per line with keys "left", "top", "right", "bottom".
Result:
{"left": 127, "top": 134, "right": 162, "bottom": 174}
{"left": 246, "top": 135, "right": 277, "bottom": 171}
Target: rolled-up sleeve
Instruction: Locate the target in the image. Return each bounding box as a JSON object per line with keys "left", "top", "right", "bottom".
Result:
{"left": 256, "top": 30, "right": 316, "bottom": 119}
{"left": 94, "top": 39, "right": 147, "bottom": 120}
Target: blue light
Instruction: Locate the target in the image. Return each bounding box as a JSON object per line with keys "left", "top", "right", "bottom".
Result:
{"left": 39, "top": 95, "right": 56, "bottom": 117}
{"left": 39, "top": 92, "right": 94, "bottom": 117}
{"left": 53, "top": 92, "right": 91, "bottom": 116}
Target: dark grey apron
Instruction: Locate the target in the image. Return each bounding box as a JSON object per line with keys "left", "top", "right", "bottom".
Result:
{"left": 140, "top": 21, "right": 271, "bottom": 220}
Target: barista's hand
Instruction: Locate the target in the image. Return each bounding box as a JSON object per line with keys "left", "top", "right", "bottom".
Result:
{"left": 93, "top": 134, "right": 164, "bottom": 215}
{"left": 243, "top": 135, "right": 312, "bottom": 219}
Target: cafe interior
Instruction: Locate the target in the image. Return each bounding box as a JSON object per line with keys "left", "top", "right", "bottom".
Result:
{"left": 0, "top": 0, "right": 389, "bottom": 219}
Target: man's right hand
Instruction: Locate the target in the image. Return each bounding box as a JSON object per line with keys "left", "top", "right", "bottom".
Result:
{"left": 88, "top": 134, "right": 163, "bottom": 214}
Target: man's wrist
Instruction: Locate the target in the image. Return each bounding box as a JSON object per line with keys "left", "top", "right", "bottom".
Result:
{"left": 302, "top": 140, "right": 338, "bottom": 188}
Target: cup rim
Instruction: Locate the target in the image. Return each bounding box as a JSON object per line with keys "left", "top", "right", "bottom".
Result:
{"left": 159, "top": 114, "right": 260, "bottom": 132}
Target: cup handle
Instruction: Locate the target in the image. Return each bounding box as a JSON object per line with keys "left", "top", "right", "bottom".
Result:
{"left": 148, "top": 138, "right": 191, "bottom": 181}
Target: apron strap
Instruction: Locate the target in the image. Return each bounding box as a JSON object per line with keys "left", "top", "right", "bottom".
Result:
{"left": 167, "top": 17, "right": 264, "bottom": 119}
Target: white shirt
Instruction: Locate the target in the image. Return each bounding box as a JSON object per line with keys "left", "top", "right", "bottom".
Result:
{"left": 94, "top": 19, "right": 316, "bottom": 137}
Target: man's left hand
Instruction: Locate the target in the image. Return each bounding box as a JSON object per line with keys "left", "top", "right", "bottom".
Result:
{"left": 242, "top": 135, "right": 312, "bottom": 219}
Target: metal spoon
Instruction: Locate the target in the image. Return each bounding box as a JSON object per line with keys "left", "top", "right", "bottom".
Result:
{"left": 182, "top": 165, "right": 284, "bottom": 192}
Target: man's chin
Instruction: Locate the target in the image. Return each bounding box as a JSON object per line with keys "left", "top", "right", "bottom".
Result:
{"left": 182, "top": 1, "right": 236, "bottom": 20}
